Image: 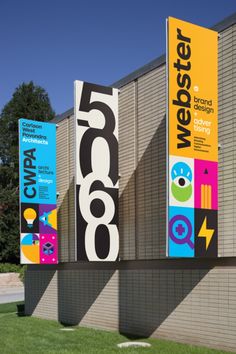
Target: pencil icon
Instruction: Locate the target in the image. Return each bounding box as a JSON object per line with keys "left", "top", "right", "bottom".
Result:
{"left": 201, "top": 184, "right": 212, "bottom": 209}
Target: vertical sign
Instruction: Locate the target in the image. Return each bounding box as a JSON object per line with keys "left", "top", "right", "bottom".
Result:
{"left": 167, "top": 17, "right": 218, "bottom": 257}
{"left": 74, "top": 81, "right": 119, "bottom": 261}
{"left": 19, "top": 119, "right": 58, "bottom": 264}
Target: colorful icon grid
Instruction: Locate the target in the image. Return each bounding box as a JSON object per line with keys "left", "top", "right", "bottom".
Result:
{"left": 168, "top": 156, "right": 218, "bottom": 257}
{"left": 20, "top": 203, "right": 58, "bottom": 264}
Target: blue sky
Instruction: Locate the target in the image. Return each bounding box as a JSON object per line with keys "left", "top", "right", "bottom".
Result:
{"left": 0, "top": 0, "right": 235, "bottom": 115}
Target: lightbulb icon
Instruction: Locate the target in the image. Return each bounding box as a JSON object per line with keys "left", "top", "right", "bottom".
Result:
{"left": 23, "top": 208, "right": 37, "bottom": 228}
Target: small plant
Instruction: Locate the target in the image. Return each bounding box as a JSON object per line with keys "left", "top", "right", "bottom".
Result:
{"left": 19, "top": 265, "right": 27, "bottom": 283}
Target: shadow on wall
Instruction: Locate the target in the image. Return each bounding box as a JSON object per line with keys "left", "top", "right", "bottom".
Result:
{"left": 119, "top": 116, "right": 167, "bottom": 260}
{"left": 57, "top": 268, "right": 116, "bottom": 325}
{"left": 57, "top": 168, "right": 116, "bottom": 325}
{"left": 24, "top": 270, "right": 56, "bottom": 316}
{"left": 57, "top": 178, "right": 75, "bottom": 263}
{"left": 119, "top": 115, "right": 210, "bottom": 336}
{"left": 56, "top": 115, "right": 167, "bottom": 325}
{"left": 55, "top": 115, "right": 210, "bottom": 335}
{"left": 56, "top": 265, "right": 209, "bottom": 333}
{"left": 56, "top": 170, "right": 116, "bottom": 325}
{"left": 118, "top": 268, "right": 209, "bottom": 338}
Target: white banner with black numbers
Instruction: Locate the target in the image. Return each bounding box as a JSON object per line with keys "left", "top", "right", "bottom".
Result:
{"left": 74, "top": 80, "right": 119, "bottom": 261}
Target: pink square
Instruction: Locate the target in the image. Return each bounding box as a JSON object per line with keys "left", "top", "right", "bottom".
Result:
{"left": 40, "top": 234, "right": 58, "bottom": 264}
{"left": 194, "top": 159, "right": 218, "bottom": 210}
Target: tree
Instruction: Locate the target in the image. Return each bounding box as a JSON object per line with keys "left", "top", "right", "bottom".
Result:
{"left": 0, "top": 81, "right": 55, "bottom": 263}
{"left": 0, "top": 165, "right": 19, "bottom": 262}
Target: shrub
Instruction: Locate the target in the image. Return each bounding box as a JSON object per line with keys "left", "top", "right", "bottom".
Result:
{"left": 19, "top": 265, "right": 27, "bottom": 283}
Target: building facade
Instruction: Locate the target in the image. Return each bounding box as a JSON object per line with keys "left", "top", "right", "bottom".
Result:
{"left": 25, "top": 12, "right": 236, "bottom": 352}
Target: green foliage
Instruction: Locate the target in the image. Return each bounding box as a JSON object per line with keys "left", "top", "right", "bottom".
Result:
{"left": 0, "top": 165, "right": 19, "bottom": 263}
{"left": 19, "top": 265, "right": 27, "bottom": 283}
{"left": 0, "top": 81, "right": 55, "bottom": 263}
{"left": 0, "top": 263, "right": 21, "bottom": 273}
{"left": 0, "top": 81, "right": 55, "bottom": 165}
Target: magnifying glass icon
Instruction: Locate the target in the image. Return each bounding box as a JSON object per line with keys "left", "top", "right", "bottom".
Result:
{"left": 169, "top": 214, "right": 194, "bottom": 249}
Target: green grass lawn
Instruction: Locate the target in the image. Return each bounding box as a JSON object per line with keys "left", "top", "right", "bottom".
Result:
{"left": 0, "top": 302, "right": 231, "bottom": 354}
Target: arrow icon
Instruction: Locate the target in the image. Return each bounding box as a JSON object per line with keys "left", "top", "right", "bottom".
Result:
{"left": 198, "top": 217, "right": 214, "bottom": 250}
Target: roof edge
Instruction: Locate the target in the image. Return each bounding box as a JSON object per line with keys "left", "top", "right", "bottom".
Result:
{"left": 212, "top": 11, "right": 236, "bottom": 32}
{"left": 54, "top": 11, "right": 236, "bottom": 123}
{"left": 112, "top": 54, "right": 166, "bottom": 89}
{"left": 53, "top": 107, "right": 74, "bottom": 123}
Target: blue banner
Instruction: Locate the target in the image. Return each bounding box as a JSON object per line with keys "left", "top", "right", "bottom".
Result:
{"left": 19, "top": 118, "right": 58, "bottom": 264}
{"left": 19, "top": 119, "right": 56, "bottom": 204}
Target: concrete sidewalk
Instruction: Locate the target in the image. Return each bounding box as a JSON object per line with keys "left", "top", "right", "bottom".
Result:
{"left": 0, "top": 273, "right": 24, "bottom": 304}
{"left": 0, "top": 286, "right": 24, "bottom": 304}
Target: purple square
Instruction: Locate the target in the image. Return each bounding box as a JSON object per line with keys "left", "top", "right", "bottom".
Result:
{"left": 39, "top": 204, "right": 57, "bottom": 233}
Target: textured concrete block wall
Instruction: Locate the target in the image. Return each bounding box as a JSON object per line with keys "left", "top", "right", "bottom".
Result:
{"left": 25, "top": 265, "right": 236, "bottom": 352}
{"left": 25, "top": 18, "right": 236, "bottom": 353}
{"left": 25, "top": 270, "right": 58, "bottom": 321}
{"left": 218, "top": 24, "right": 236, "bottom": 256}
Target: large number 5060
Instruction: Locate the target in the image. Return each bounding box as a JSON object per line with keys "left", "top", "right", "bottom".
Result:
{"left": 75, "top": 81, "right": 119, "bottom": 261}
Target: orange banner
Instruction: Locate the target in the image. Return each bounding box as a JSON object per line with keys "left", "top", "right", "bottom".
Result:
{"left": 167, "top": 17, "right": 218, "bottom": 258}
{"left": 168, "top": 17, "right": 218, "bottom": 161}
